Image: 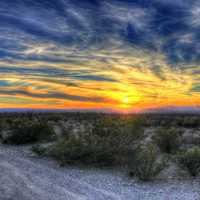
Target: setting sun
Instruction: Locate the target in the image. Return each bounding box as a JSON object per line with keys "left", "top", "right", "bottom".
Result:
{"left": 122, "top": 97, "right": 129, "bottom": 104}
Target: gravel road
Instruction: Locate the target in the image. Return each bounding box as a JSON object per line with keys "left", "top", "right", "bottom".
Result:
{"left": 0, "top": 145, "right": 200, "bottom": 200}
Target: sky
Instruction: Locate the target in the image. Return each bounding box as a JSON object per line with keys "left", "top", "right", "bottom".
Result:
{"left": 0, "top": 0, "right": 200, "bottom": 112}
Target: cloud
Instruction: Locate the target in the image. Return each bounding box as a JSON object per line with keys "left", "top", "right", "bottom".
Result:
{"left": 0, "top": 89, "right": 105, "bottom": 103}
{"left": 0, "top": 0, "right": 199, "bottom": 110}
{"left": 103, "top": 2, "right": 152, "bottom": 31}
{"left": 191, "top": 83, "right": 200, "bottom": 92}
{"left": 188, "top": 3, "right": 200, "bottom": 28}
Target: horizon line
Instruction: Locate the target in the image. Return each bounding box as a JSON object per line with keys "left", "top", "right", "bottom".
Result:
{"left": 0, "top": 106, "right": 200, "bottom": 114}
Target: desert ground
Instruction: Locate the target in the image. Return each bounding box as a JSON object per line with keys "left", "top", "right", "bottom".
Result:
{"left": 1, "top": 112, "right": 200, "bottom": 200}
{"left": 1, "top": 145, "right": 200, "bottom": 200}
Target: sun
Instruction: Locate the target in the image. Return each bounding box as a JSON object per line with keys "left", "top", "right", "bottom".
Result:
{"left": 122, "top": 97, "right": 129, "bottom": 104}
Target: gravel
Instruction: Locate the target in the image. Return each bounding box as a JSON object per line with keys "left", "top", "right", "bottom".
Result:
{"left": 0, "top": 145, "right": 200, "bottom": 200}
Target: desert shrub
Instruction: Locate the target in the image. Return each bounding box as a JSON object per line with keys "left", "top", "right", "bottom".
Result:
{"left": 92, "top": 116, "right": 145, "bottom": 142}
{"left": 182, "top": 117, "right": 200, "bottom": 128}
{"left": 3, "top": 122, "right": 55, "bottom": 144}
{"left": 31, "top": 144, "right": 46, "bottom": 156}
{"left": 178, "top": 146, "right": 200, "bottom": 177}
{"left": 30, "top": 116, "right": 145, "bottom": 167}
{"left": 129, "top": 145, "right": 165, "bottom": 181}
{"left": 153, "top": 127, "right": 182, "bottom": 154}
{"left": 48, "top": 135, "right": 117, "bottom": 166}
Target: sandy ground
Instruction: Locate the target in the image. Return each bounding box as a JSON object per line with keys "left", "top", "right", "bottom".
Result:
{"left": 0, "top": 145, "right": 200, "bottom": 200}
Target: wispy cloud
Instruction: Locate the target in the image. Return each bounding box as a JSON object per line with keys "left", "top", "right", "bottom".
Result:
{"left": 0, "top": 0, "right": 199, "bottom": 111}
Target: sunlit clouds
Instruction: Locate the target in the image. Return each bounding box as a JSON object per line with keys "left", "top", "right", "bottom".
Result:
{"left": 0, "top": 0, "right": 200, "bottom": 112}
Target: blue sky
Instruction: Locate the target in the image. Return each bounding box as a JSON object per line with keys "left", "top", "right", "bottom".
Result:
{"left": 0, "top": 0, "right": 200, "bottom": 111}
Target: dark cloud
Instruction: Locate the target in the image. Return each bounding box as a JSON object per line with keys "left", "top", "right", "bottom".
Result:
{"left": 0, "top": 89, "right": 104, "bottom": 103}
{"left": 150, "top": 65, "right": 166, "bottom": 80}
{"left": 191, "top": 83, "right": 200, "bottom": 92}
{"left": 0, "top": 66, "right": 117, "bottom": 82}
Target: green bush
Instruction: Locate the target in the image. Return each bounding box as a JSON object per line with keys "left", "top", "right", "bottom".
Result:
{"left": 178, "top": 146, "right": 200, "bottom": 177}
{"left": 182, "top": 117, "right": 200, "bottom": 128}
{"left": 48, "top": 135, "right": 117, "bottom": 166}
{"left": 31, "top": 116, "right": 145, "bottom": 168}
{"left": 129, "top": 145, "right": 165, "bottom": 181}
{"left": 31, "top": 144, "right": 46, "bottom": 156}
{"left": 154, "top": 127, "right": 182, "bottom": 154}
{"left": 3, "top": 122, "right": 55, "bottom": 145}
{"left": 92, "top": 117, "right": 144, "bottom": 143}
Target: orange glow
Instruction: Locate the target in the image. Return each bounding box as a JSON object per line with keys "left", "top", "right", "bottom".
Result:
{"left": 0, "top": 48, "right": 199, "bottom": 112}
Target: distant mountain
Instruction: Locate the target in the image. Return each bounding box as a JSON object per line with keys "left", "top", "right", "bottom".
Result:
{"left": 0, "top": 108, "right": 113, "bottom": 113}
{"left": 144, "top": 106, "right": 200, "bottom": 114}
{"left": 0, "top": 106, "right": 200, "bottom": 114}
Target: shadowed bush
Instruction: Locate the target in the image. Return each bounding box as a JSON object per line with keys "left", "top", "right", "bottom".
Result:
{"left": 43, "top": 117, "right": 145, "bottom": 167}
{"left": 178, "top": 146, "right": 200, "bottom": 177}
{"left": 129, "top": 145, "right": 165, "bottom": 181}
{"left": 3, "top": 122, "right": 55, "bottom": 145}
{"left": 48, "top": 135, "right": 119, "bottom": 166}
{"left": 31, "top": 144, "right": 47, "bottom": 156}
{"left": 154, "top": 127, "right": 182, "bottom": 154}
{"left": 92, "top": 116, "right": 145, "bottom": 142}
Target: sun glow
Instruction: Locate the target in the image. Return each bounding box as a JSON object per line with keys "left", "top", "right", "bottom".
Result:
{"left": 122, "top": 97, "right": 129, "bottom": 104}
{"left": 0, "top": 42, "right": 199, "bottom": 112}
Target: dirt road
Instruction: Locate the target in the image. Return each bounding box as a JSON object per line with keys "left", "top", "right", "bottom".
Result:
{"left": 0, "top": 145, "right": 200, "bottom": 200}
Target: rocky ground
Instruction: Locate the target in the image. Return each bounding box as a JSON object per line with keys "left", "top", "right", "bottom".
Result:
{"left": 1, "top": 145, "right": 200, "bottom": 200}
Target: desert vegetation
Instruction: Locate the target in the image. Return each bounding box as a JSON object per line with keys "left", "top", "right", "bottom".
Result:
{"left": 153, "top": 127, "right": 182, "bottom": 154}
{"left": 178, "top": 146, "right": 200, "bottom": 177}
{"left": 0, "top": 112, "right": 200, "bottom": 181}
{"left": 1, "top": 120, "right": 55, "bottom": 144}
{"left": 33, "top": 116, "right": 145, "bottom": 168}
{"left": 128, "top": 144, "right": 166, "bottom": 181}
